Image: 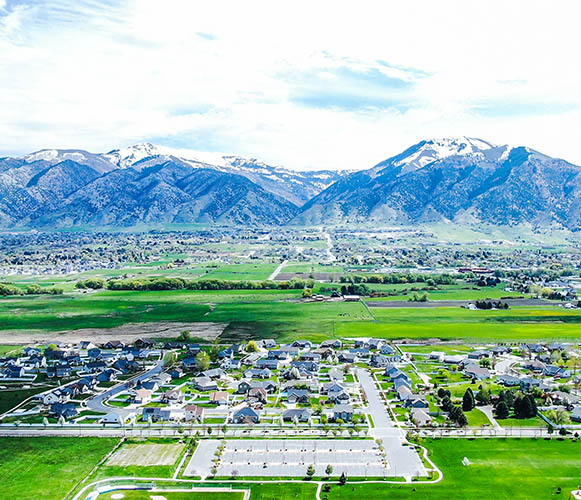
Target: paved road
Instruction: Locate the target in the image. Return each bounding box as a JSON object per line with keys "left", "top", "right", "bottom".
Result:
{"left": 267, "top": 259, "right": 288, "bottom": 281}
{"left": 495, "top": 355, "right": 519, "bottom": 375}
{"left": 85, "top": 359, "right": 165, "bottom": 417}
{"left": 479, "top": 405, "right": 502, "bottom": 429}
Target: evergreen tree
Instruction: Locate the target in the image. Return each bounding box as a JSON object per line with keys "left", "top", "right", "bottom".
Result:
{"left": 495, "top": 401, "right": 509, "bottom": 419}
{"left": 462, "top": 388, "right": 475, "bottom": 411}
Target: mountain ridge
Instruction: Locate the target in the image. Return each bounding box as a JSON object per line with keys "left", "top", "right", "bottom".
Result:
{"left": 0, "top": 138, "right": 579, "bottom": 229}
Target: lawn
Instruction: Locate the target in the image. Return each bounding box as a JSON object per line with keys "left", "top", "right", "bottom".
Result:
{"left": 0, "top": 437, "right": 118, "bottom": 500}
{"left": 0, "top": 387, "right": 51, "bottom": 414}
{"left": 327, "top": 438, "right": 581, "bottom": 499}
{"left": 464, "top": 408, "right": 492, "bottom": 427}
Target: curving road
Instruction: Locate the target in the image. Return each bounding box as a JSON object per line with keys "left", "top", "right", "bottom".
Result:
{"left": 85, "top": 358, "right": 165, "bottom": 417}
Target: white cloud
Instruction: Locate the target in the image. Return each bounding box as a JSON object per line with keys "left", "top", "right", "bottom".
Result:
{"left": 1, "top": 0, "right": 581, "bottom": 169}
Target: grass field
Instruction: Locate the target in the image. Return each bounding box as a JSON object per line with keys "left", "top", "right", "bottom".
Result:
{"left": 327, "top": 438, "right": 581, "bottom": 499}
{"left": 0, "top": 387, "right": 52, "bottom": 414}
{"left": 0, "top": 437, "right": 117, "bottom": 500}
{"left": 0, "top": 287, "right": 579, "bottom": 343}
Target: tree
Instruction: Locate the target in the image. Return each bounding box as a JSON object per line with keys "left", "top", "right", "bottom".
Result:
{"left": 441, "top": 395, "right": 453, "bottom": 412}
{"left": 163, "top": 351, "right": 177, "bottom": 367}
{"left": 246, "top": 341, "right": 259, "bottom": 353}
{"left": 499, "top": 390, "right": 515, "bottom": 408}
{"left": 306, "top": 464, "right": 315, "bottom": 478}
{"left": 495, "top": 401, "right": 509, "bottom": 419}
{"left": 546, "top": 409, "right": 570, "bottom": 426}
{"left": 339, "top": 472, "right": 347, "bottom": 485}
{"left": 462, "top": 388, "right": 475, "bottom": 411}
{"left": 325, "top": 464, "right": 333, "bottom": 476}
{"left": 302, "top": 288, "right": 313, "bottom": 298}
{"left": 475, "top": 389, "right": 490, "bottom": 406}
{"left": 195, "top": 351, "right": 211, "bottom": 371}
{"left": 178, "top": 330, "right": 191, "bottom": 342}
{"left": 437, "top": 388, "right": 451, "bottom": 399}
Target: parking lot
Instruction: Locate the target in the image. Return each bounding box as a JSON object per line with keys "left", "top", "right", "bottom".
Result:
{"left": 185, "top": 439, "right": 391, "bottom": 477}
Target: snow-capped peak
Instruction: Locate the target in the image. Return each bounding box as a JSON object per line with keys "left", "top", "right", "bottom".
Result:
{"left": 374, "top": 136, "right": 496, "bottom": 177}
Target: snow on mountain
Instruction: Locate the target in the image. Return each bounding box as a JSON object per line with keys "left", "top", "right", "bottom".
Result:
{"left": 372, "top": 137, "right": 496, "bottom": 177}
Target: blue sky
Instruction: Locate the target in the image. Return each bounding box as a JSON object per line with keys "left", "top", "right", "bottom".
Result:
{"left": 1, "top": 0, "right": 581, "bottom": 169}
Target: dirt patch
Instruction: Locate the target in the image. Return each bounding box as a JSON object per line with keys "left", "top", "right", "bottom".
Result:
{"left": 107, "top": 443, "right": 184, "bottom": 466}
{"left": 0, "top": 321, "right": 228, "bottom": 345}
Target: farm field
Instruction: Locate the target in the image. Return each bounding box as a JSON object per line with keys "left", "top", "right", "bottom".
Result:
{"left": 0, "top": 285, "right": 579, "bottom": 343}
{"left": 0, "top": 436, "right": 118, "bottom": 500}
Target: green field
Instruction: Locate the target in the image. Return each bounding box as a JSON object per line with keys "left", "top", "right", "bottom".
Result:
{"left": 0, "top": 437, "right": 118, "bottom": 500}
{"left": 327, "top": 438, "right": 581, "bottom": 499}
{"left": 0, "top": 286, "right": 579, "bottom": 343}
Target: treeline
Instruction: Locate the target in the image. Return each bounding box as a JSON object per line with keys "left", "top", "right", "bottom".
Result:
{"left": 339, "top": 273, "right": 457, "bottom": 285}
{"left": 75, "top": 278, "right": 105, "bottom": 290}
{"left": 105, "top": 277, "right": 316, "bottom": 291}
{"left": 474, "top": 300, "right": 509, "bottom": 310}
{"left": 0, "top": 283, "right": 63, "bottom": 296}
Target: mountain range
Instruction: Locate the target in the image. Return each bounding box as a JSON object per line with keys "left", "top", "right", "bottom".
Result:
{"left": 0, "top": 138, "right": 579, "bottom": 229}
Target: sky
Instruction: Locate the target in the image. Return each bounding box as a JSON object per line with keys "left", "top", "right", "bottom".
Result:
{"left": 1, "top": 0, "right": 581, "bottom": 170}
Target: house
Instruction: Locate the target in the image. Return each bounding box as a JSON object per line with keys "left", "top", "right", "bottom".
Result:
{"left": 142, "top": 407, "right": 173, "bottom": 422}
{"left": 210, "top": 391, "right": 229, "bottom": 405}
{"left": 169, "top": 367, "right": 184, "bottom": 379}
{"left": 238, "top": 380, "right": 276, "bottom": 394}
{"left": 394, "top": 377, "right": 412, "bottom": 390}
{"left": 571, "top": 406, "right": 581, "bottom": 423}
{"left": 258, "top": 339, "right": 276, "bottom": 349}
{"left": 134, "top": 338, "right": 155, "bottom": 348}
{"left": 100, "top": 412, "right": 126, "bottom": 425}
{"left": 548, "top": 391, "right": 579, "bottom": 406}
{"left": 365, "top": 339, "right": 385, "bottom": 350}
{"left": 320, "top": 339, "right": 342, "bottom": 349}
{"left": 286, "top": 388, "right": 309, "bottom": 404}
{"left": 290, "top": 361, "right": 319, "bottom": 373}
{"left": 96, "top": 368, "right": 118, "bottom": 384}
{"left": 256, "top": 358, "right": 280, "bottom": 370}
{"left": 405, "top": 396, "right": 429, "bottom": 409}
{"left": 103, "top": 340, "right": 125, "bottom": 350}
{"left": 87, "top": 348, "right": 102, "bottom": 359}
{"left": 468, "top": 350, "right": 489, "bottom": 360}
{"left": 338, "top": 353, "right": 358, "bottom": 363}
{"left": 185, "top": 404, "right": 204, "bottom": 422}
{"left": 411, "top": 408, "right": 433, "bottom": 426}
{"left": 321, "top": 382, "right": 345, "bottom": 396}
{"left": 49, "top": 402, "right": 78, "bottom": 419}
{"left": 523, "top": 359, "right": 546, "bottom": 372}
{"left": 248, "top": 387, "right": 268, "bottom": 403}
{"left": 443, "top": 355, "right": 466, "bottom": 364}
{"left": 497, "top": 374, "right": 521, "bottom": 387}
{"left": 220, "top": 358, "right": 241, "bottom": 370}
{"left": 429, "top": 351, "right": 445, "bottom": 362}
{"left": 266, "top": 350, "right": 290, "bottom": 361}
{"left": 1, "top": 366, "right": 25, "bottom": 379}
{"left": 163, "top": 389, "right": 185, "bottom": 404}
{"left": 282, "top": 408, "right": 312, "bottom": 422}
{"left": 291, "top": 340, "right": 312, "bottom": 349}
{"left": 543, "top": 365, "right": 571, "bottom": 379}
{"left": 465, "top": 366, "right": 491, "bottom": 381}
{"left": 138, "top": 381, "right": 159, "bottom": 392}
{"left": 328, "top": 391, "right": 350, "bottom": 403}
{"left": 343, "top": 295, "right": 360, "bottom": 302}
{"left": 153, "top": 372, "right": 172, "bottom": 386}
{"left": 232, "top": 406, "right": 260, "bottom": 424}
{"left": 193, "top": 376, "right": 218, "bottom": 392}
{"left": 79, "top": 341, "right": 97, "bottom": 350}
{"left": 397, "top": 385, "right": 414, "bottom": 401}
{"left": 244, "top": 368, "right": 272, "bottom": 379}
{"left": 202, "top": 368, "right": 225, "bottom": 379}
{"left": 328, "top": 368, "right": 345, "bottom": 381}
{"left": 370, "top": 354, "right": 390, "bottom": 368}
{"left": 380, "top": 344, "right": 395, "bottom": 355}
{"left": 300, "top": 352, "right": 321, "bottom": 363}
{"left": 182, "top": 357, "right": 198, "bottom": 371}
{"left": 332, "top": 404, "right": 354, "bottom": 422}
{"left": 132, "top": 388, "right": 153, "bottom": 404}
